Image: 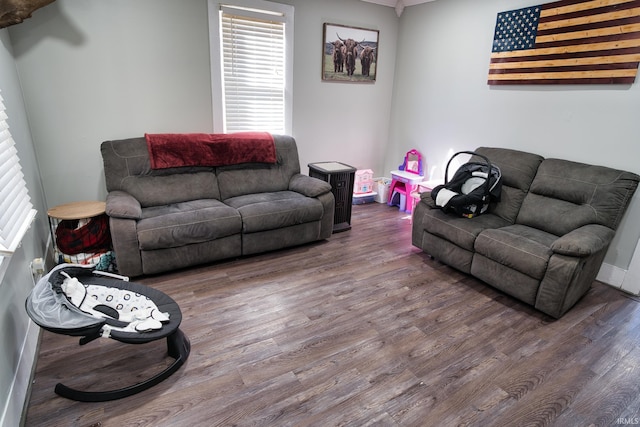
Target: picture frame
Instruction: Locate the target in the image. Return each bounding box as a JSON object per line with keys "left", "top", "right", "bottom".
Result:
{"left": 322, "top": 23, "right": 379, "bottom": 83}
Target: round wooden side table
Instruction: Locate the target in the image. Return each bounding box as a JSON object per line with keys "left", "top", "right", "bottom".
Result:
{"left": 47, "top": 200, "right": 106, "bottom": 221}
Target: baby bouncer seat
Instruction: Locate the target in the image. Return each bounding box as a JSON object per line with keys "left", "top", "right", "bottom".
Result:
{"left": 431, "top": 151, "right": 502, "bottom": 218}
{"left": 25, "top": 264, "right": 190, "bottom": 402}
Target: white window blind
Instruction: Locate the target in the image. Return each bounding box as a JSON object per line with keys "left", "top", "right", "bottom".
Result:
{"left": 209, "top": 0, "right": 293, "bottom": 135}
{"left": 0, "top": 90, "right": 36, "bottom": 257}
{"left": 221, "top": 8, "right": 285, "bottom": 133}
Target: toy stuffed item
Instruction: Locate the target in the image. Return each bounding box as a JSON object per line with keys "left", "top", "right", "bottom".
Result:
{"left": 55, "top": 215, "right": 112, "bottom": 255}
{"left": 60, "top": 271, "right": 170, "bottom": 333}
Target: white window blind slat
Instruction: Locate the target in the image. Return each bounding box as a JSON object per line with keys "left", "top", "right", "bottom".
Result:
{"left": 0, "top": 90, "right": 36, "bottom": 256}
{"left": 0, "top": 195, "right": 30, "bottom": 246}
{"left": 0, "top": 142, "right": 16, "bottom": 171}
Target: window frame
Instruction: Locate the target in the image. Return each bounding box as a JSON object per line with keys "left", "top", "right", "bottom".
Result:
{"left": 208, "top": 0, "right": 294, "bottom": 135}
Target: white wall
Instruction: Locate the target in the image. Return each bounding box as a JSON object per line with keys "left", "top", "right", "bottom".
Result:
{"left": 0, "top": 29, "right": 49, "bottom": 427}
{"left": 9, "top": 0, "right": 214, "bottom": 207}
{"left": 287, "top": 0, "right": 398, "bottom": 175}
{"left": 388, "top": 0, "right": 640, "bottom": 276}
{"left": 8, "top": 0, "right": 399, "bottom": 208}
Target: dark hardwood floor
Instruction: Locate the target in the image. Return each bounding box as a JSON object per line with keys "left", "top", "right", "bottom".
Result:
{"left": 24, "top": 203, "right": 640, "bottom": 426}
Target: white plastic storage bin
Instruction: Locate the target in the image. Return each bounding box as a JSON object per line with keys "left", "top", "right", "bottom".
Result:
{"left": 373, "top": 177, "right": 391, "bottom": 203}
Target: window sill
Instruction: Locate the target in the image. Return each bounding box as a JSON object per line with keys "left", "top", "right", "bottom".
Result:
{"left": 0, "top": 209, "right": 37, "bottom": 285}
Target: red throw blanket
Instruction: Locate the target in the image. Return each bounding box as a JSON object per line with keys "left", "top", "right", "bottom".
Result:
{"left": 145, "top": 132, "right": 276, "bottom": 169}
{"left": 55, "top": 215, "right": 112, "bottom": 255}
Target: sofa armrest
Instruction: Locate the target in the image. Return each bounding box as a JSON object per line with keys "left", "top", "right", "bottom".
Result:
{"left": 106, "top": 191, "right": 142, "bottom": 219}
{"left": 419, "top": 191, "right": 437, "bottom": 209}
{"left": 289, "top": 174, "right": 332, "bottom": 197}
{"left": 551, "top": 224, "right": 615, "bottom": 257}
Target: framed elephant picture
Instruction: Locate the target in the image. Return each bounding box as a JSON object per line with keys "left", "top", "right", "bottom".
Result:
{"left": 322, "top": 23, "right": 379, "bottom": 83}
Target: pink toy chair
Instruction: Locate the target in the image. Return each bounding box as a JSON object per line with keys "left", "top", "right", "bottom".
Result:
{"left": 388, "top": 149, "right": 424, "bottom": 213}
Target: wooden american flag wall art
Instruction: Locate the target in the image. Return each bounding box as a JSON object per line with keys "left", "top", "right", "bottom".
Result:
{"left": 487, "top": 0, "right": 640, "bottom": 85}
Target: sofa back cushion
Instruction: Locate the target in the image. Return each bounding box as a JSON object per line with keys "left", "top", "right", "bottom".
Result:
{"left": 474, "top": 147, "right": 544, "bottom": 223}
{"left": 217, "top": 135, "right": 301, "bottom": 200}
{"left": 101, "top": 137, "right": 220, "bottom": 207}
{"left": 516, "top": 159, "right": 640, "bottom": 236}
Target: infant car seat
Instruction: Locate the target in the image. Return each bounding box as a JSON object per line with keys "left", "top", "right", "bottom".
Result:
{"left": 431, "top": 151, "right": 502, "bottom": 218}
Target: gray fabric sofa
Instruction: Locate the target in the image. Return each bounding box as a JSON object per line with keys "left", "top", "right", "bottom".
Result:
{"left": 412, "top": 147, "right": 639, "bottom": 318}
{"left": 101, "top": 135, "right": 334, "bottom": 277}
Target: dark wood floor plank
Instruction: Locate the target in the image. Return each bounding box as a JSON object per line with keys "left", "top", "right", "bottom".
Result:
{"left": 557, "top": 348, "right": 640, "bottom": 426}
{"left": 24, "top": 203, "right": 640, "bottom": 426}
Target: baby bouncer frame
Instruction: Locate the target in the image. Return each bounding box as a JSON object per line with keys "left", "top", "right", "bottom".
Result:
{"left": 26, "top": 264, "right": 190, "bottom": 402}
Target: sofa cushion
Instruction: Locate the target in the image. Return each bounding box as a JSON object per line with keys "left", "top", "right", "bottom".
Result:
{"left": 471, "top": 254, "right": 541, "bottom": 305}
{"left": 516, "top": 159, "right": 640, "bottom": 236}
{"left": 224, "top": 191, "right": 325, "bottom": 233}
{"left": 474, "top": 224, "right": 557, "bottom": 280}
{"left": 123, "top": 172, "right": 219, "bottom": 207}
{"left": 474, "top": 147, "right": 544, "bottom": 223}
{"left": 421, "top": 209, "right": 510, "bottom": 251}
{"left": 474, "top": 148, "right": 543, "bottom": 192}
{"left": 137, "top": 200, "right": 241, "bottom": 250}
{"left": 101, "top": 138, "right": 220, "bottom": 207}
{"left": 216, "top": 135, "right": 302, "bottom": 200}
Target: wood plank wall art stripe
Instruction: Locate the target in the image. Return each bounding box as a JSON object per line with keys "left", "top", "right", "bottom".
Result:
{"left": 487, "top": 0, "right": 640, "bottom": 85}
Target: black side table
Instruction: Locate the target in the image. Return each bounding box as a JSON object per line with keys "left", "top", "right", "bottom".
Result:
{"left": 308, "top": 162, "right": 356, "bottom": 232}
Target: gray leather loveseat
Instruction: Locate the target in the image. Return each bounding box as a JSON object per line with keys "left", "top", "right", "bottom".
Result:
{"left": 412, "top": 147, "right": 639, "bottom": 318}
{"left": 101, "top": 134, "right": 334, "bottom": 277}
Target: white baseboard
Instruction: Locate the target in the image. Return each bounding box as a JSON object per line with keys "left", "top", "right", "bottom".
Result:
{"left": 597, "top": 262, "right": 625, "bottom": 288}
{"left": 597, "top": 262, "right": 640, "bottom": 295}
{"left": 0, "top": 320, "right": 40, "bottom": 427}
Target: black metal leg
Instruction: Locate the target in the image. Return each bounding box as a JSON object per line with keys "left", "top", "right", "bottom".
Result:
{"left": 54, "top": 329, "right": 191, "bottom": 402}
